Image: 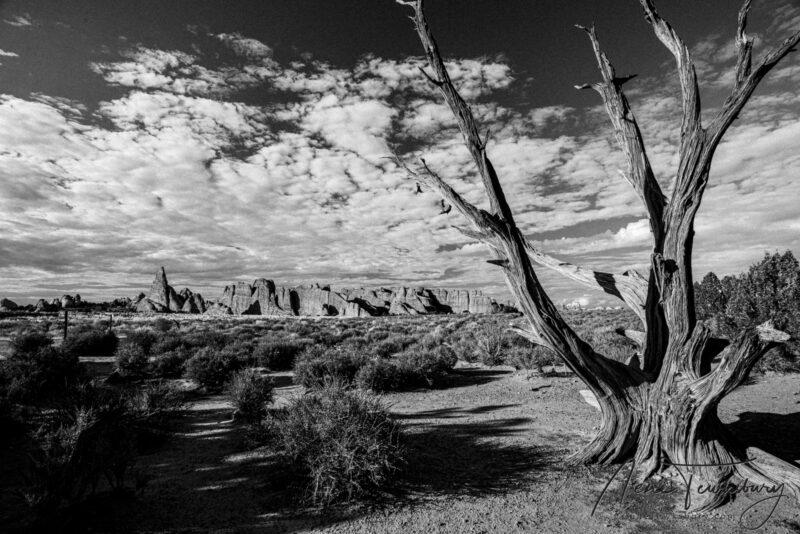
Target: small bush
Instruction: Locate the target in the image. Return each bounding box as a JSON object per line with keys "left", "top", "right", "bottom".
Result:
{"left": 506, "top": 345, "right": 559, "bottom": 373}
{"left": 368, "top": 336, "right": 415, "bottom": 359}
{"left": 253, "top": 339, "right": 304, "bottom": 370}
{"left": 115, "top": 343, "right": 149, "bottom": 377}
{"left": 2, "top": 345, "right": 81, "bottom": 405}
{"left": 753, "top": 346, "right": 800, "bottom": 374}
{"left": 183, "top": 330, "right": 230, "bottom": 350}
{"left": 474, "top": 325, "right": 509, "bottom": 366}
{"left": 149, "top": 332, "right": 188, "bottom": 357}
{"left": 152, "top": 317, "right": 173, "bottom": 333}
{"left": 124, "top": 329, "right": 159, "bottom": 355}
{"left": 24, "top": 390, "right": 137, "bottom": 512}
{"left": 579, "top": 330, "right": 637, "bottom": 364}
{"left": 130, "top": 380, "right": 185, "bottom": 417}
{"left": 227, "top": 369, "right": 274, "bottom": 422}
{"left": 10, "top": 330, "right": 53, "bottom": 357}
{"left": 24, "top": 381, "right": 184, "bottom": 512}
{"left": 184, "top": 348, "right": 241, "bottom": 392}
{"left": 396, "top": 345, "right": 457, "bottom": 388}
{"left": 293, "top": 345, "right": 369, "bottom": 389}
{"left": 449, "top": 335, "right": 478, "bottom": 363}
{"left": 62, "top": 328, "right": 119, "bottom": 357}
{"left": 355, "top": 359, "right": 397, "bottom": 392}
{"left": 263, "top": 387, "right": 403, "bottom": 505}
{"left": 149, "top": 348, "right": 190, "bottom": 379}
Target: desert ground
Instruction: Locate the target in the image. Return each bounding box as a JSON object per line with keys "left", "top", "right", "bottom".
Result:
{"left": 1, "top": 312, "right": 799, "bottom": 533}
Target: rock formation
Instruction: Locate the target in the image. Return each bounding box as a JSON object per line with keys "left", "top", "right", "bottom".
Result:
{"left": 131, "top": 267, "right": 516, "bottom": 317}
{"left": 34, "top": 299, "right": 59, "bottom": 312}
{"left": 179, "top": 288, "right": 206, "bottom": 314}
{"left": 0, "top": 298, "right": 18, "bottom": 312}
{"left": 132, "top": 268, "right": 183, "bottom": 314}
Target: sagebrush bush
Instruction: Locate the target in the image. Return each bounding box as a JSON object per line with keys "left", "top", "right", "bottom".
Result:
{"left": 263, "top": 387, "right": 404, "bottom": 505}
{"left": 293, "top": 345, "right": 369, "bottom": 389}
{"left": 578, "top": 329, "right": 637, "bottom": 364}
{"left": 253, "top": 339, "right": 304, "bottom": 370}
{"left": 354, "top": 359, "right": 414, "bottom": 392}
{"left": 473, "top": 324, "right": 509, "bottom": 366}
{"left": 127, "top": 380, "right": 186, "bottom": 436}
{"left": 2, "top": 342, "right": 81, "bottom": 405}
{"left": 10, "top": 330, "right": 53, "bottom": 357}
{"left": 149, "top": 348, "right": 190, "bottom": 379}
{"left": 396, "top": 344, "right": 457, "bottom": 388}
{"left": 368, "top": 336, "right": 415, "bottom": 359}
{"left": 124, "top": 329, "right": 159, "bottom": 355}
{"left": 115, "top": 342, "right": 149, "bottom": 377}
{"left": 150, "top": 332, "right": 189, "bottom": 357}
{"left": 449, "top": 335, "right": 478, "bottom": 363}
{"left": 62, "top": 328, "right": 119, "bottom": 357}
{"left": 24, "top": 381, "right": 184, "bottom": 512}
{"left": 506, "top": 345, "right": 559, "bottom": 373}
{"left": 182, "top": 330, "right": 230, "bottom": 350}
{"left": 753, "top": 345, "right": 800, "bottom": 374}
{"left": 152, "top": 317, "right": 174, "bottom": 332}
{"left": 227, "top": 369, "right": 274, "bottom": 422}
{"left": 184, "top": 347, "right": 241, "bottom": 392}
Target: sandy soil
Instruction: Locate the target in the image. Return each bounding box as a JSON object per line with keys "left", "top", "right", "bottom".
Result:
{"left": 47, "top": 365, "right": 796, "bottom": 534}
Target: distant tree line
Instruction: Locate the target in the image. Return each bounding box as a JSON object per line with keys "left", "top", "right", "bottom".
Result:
{"left": 695, "top": 250, "right": 800, "bottom": 370}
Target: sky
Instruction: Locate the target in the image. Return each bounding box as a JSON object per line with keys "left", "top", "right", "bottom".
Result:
{"left": 0, "top": 0, "right": 799, "bottom": 306}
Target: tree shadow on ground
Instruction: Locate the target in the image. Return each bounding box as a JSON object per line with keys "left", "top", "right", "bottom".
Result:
{"left": 69, "top": 396, "right": 550, "bottom": 533}
{"left": 726, "top": 411, "right": 800, "bottom": 466}
{"left": 396, "top": 409, "right": 547, "bottom": 497}
{"left": 61, "top": 399, "right": 297, "bottom": 533}
{"left": 399, "top": 404, "right": 518, "bottom": 420}
{"left": 443, "top": 367, "right": 513, "bottom": 389}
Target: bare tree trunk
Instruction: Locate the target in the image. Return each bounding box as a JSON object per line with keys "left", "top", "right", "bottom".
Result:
{"left": 395, "top": 0, "right": 800, "bottom": 512}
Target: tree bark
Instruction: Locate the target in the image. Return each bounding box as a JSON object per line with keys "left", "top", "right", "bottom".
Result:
{"left": 396, "top": 0, "right": 800, "bottom": 513}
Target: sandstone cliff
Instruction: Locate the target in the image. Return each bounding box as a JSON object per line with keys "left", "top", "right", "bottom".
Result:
{"left": 132, "top": 267, "right": 516, "bottom": 317}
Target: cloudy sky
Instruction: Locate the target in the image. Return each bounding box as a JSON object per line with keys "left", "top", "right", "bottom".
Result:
{"left": 1, "top": 0, "right": 799, "bottom": 306}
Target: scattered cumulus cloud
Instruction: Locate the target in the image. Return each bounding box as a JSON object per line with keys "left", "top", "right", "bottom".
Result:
{"left": 2, "top": 15, "right": 800, "bottom": 306}
{"left": 3, "top": 14, "right": 32, "bottom": 27}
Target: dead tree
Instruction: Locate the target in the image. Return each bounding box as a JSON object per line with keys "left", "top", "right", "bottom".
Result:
{"left": 396, "top": 0, "right": 800, "bottom": 511}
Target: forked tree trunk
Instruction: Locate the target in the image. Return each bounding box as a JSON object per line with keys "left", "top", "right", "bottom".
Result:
{"left": 395, "top": 0, "right": 800, "bottom": 513}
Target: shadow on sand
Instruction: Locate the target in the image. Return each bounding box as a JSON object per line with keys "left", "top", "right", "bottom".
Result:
{"left": 726, "top": 410, "right": 800, "bottom": 466}
{"left": 443, "top": 367, "right": 513, "bottom": 389}
{"left": 67, "top": 396, "right": 544, "bottom": 533}
{"left": 398, "top": 410, "right": 546, "bottom": 497}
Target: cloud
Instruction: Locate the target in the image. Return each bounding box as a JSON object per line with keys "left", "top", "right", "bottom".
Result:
{"left": 2, "top": 17, "right": 800, "bottom": 308}
{"left": 0, "top": 49, "right": 19, "bottom": 57}
{"left": 216, "top": 32, "right": 273, "bottom": 60}
{"left": 3, "top": 14, "right": 32, "bottom": 27}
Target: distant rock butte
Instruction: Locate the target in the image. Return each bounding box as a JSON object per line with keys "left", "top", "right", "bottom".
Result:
{"left": 0, "top": 298, "right": 18, "bottom": 312}
{"left": 130, "top": 267, "right": 516, "bottom": 317}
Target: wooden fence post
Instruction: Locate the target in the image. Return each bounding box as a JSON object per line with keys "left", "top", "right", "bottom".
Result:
{"left": 63, "top": 309, "right": 69, "bottom": 340}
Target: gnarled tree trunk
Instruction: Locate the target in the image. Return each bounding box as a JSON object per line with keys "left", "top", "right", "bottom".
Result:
{"left": 395, "top": 0, "right": 800, "bottom": 512}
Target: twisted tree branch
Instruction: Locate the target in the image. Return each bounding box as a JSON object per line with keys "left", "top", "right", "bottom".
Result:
{"left": 576, "top": 24, "right": 666, "bottom": 245}
{"left": 708, "top": 11, "right": 800, "bottom": 148}
{"left": 637, "top": 0, "right": 702, "bottom": 142}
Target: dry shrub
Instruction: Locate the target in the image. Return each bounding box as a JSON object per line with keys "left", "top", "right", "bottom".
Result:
{"left": 227, "top": 369, "right": 274, "bottom": 422}
{"left": 293, "top": 345, "right": 369, "bottom": 389}
{"left": 184, "top": 347, "right": 241, "bottom": 392}
{"left": 263, "top": 387, "right": 404, "bottom": 505}
{"left": 253, "top": 339, "right": 305, "bottom": 370}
